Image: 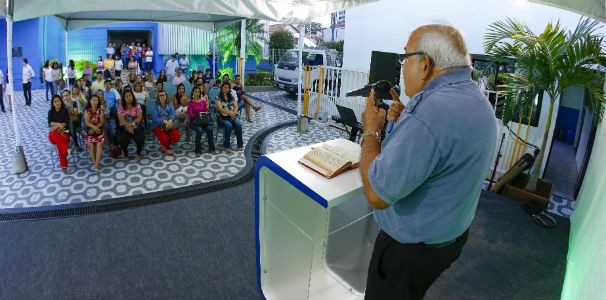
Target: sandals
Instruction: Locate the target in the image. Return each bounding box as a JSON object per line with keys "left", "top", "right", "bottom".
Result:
{"left": 253, "top": 105, "right": 262, "bottom": 112}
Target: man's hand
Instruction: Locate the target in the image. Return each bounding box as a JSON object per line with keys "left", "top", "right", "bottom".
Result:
{"left": 362, "top": 89, "right": 386, "bottom": 132}
{"left": 386, "top": 88, "right": 404, "bottom": 123}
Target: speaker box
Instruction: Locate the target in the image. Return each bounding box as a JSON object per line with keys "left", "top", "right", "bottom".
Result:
{"left": 369, "top": 51, "right": 400, "bottom": 100}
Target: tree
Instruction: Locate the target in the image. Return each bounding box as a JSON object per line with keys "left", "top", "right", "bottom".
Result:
{"left": 484, "top": 18, "right": 606, "bottom": 191}
{"left": 320, "top": 40, "right": 344, "bottom": 52}
{"left": 305, "top": 22, "right": 323, "bottom": 35}
{"left": 269, "top": 29, "right": 295, "bottom": 50}
{"left": 215, "top": 19, "right": 267, "bottom": 64}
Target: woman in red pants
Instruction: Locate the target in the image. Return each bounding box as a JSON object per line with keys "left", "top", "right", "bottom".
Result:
{"left": 149, "top": 90, "right": 181, "bottom": 156}
{"left": 47, "top": 95, "right": 71, "bottom": 172}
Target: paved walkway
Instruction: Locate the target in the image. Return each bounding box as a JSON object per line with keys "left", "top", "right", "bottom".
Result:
{"left": 0, "top": 90, "right": 346, "bottom": 209}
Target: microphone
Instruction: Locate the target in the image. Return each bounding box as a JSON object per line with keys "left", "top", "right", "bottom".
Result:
{"left": 345, "top": 80, "right": 398, "bottom": 102}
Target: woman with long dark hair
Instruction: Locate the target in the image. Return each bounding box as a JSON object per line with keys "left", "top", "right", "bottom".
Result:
{"left": 42, "top": 60, "right": 54, "bottom": 101}
{"left": 67, "top": 60, "right": 76, "bottom": 86}
{"left": 84, "top": 94, "right": 106, "bottom": 172}
{"left": 214, "top": 81, "right": 243, "bottom": 153}
{"left": 188, "top": 86, "right": 215, "bottom": 155}
{"left": 117, "top": 90, "right": 145, "bottom": 160}
{"left": 48, "top": 95, "right": 71, "bottom": 171}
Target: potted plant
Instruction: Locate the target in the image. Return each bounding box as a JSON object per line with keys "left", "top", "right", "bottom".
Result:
{"left": 483, "top": 18, "right": 606, "bottom": 202}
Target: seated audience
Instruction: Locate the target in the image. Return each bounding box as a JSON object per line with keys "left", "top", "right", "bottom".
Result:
{"left": 61, "top": 89, "right": 82, "bottom": 151}
{"left": 172, "top": 69, "right": 187, "bottom": 86}
{"left": 117, "top": 90, "right": 145, "bottom": 161}
{"left": 157, "top": 69, "right": 168, "bottom": 84}
{"left": 132, "top": 81, "right": 149, "bottom": 129}
{"left": 84, "top": 94, "right": 106, "bottom": 172}
{"left": 233, "top": 74, "right": 261, "bottom": 122}
{"left": 172, "top": 83, "right": 190, "bottom": 141}
{"left": 47, "top": 95, "right": 71, "bottom": 172}
{"left": 188, "top": 86, "right": 215, "bottom": 156}
{"left": 149, "top": 90, "right": 181, "bottom": 156}
{"left": 214, "top": 81, "right": 243, "bottom": 153}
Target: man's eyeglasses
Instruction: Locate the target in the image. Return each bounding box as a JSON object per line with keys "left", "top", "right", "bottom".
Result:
{"left": 398, "top": 52, "right": 425, "bottom": 65}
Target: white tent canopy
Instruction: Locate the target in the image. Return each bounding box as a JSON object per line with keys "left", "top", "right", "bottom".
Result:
{"left": 2, "top": 0, "right": 377, "bottom": 30}
{"left": 529, "top": 0, "right": 606, "bottom": 23}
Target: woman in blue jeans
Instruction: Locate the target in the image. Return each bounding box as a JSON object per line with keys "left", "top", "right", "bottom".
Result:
{"left": 214, "top": 81, "right": 243, "bottom": 153}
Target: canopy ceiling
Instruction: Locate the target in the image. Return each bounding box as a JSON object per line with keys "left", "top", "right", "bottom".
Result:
{"left": 1, "top": 0, "right": 377, "bottom": 31}
{"left": 528, "top": 0, "right": 606, "bottom": 23}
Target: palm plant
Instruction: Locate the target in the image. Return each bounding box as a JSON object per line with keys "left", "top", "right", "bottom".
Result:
{"left": 484, "top": 18, "right": 606, "bottom": 191}
{"left": 215, "top": 19, "right": 266, "bottom": 65}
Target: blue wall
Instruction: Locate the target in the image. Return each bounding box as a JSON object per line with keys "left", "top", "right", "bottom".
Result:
{"left": 555, "top": 106, "right": 580, "bottom": 144}
{"left": 0, "top": 18, "right": 43, "bottom": 91}
{"left": 1, "top": 18, "right": 265, "bottom": 91}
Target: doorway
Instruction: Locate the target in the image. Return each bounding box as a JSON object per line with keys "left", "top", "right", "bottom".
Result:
{"left": 107, "top": 30, "right": 153, "bottom": 50}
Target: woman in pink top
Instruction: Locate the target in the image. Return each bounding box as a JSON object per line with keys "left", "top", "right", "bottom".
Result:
{"left": 188, "top": 86, "right": 215, "bottom": 155}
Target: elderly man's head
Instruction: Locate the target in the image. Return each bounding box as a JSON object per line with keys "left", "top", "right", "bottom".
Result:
{"left": 402, "top": 24, "right": 471, "bottom": 98}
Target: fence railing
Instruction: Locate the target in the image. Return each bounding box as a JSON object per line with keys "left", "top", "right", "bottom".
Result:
{"left": 300, "top": 65, "right": 368, "bottom": 122}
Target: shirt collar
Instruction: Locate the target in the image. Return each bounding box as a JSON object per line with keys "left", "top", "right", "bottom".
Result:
{"left": 420, "top": 67, "right": 472, "bottom": 94}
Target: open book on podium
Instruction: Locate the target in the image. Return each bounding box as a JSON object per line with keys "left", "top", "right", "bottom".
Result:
{"left": 298, "top": 143, "right": 360, "bottom": 179}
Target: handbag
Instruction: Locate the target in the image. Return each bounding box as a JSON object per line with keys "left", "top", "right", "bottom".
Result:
{"left": 161, "top": 120, "right": 173, "bottom": 132}
{"left": 192, "top": 112, "right": 211, "bottom": 126}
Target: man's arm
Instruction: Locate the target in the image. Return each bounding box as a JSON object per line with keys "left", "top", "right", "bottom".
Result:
{"left": 360, "top": 89, "right": 390, "bottom": 209}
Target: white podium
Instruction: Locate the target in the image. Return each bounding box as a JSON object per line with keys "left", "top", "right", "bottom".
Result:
{"left": 255, "top": 139, "right": 378, "bottom": 300}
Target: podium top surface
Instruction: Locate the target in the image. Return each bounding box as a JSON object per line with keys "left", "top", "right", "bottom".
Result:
{"left": 257, "top": 139, "right": 363, "bottom": 208}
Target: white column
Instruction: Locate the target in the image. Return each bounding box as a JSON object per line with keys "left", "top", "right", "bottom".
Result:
{"left": 240, "top": 19, "right": 246, "bottom": 86}
{"left": 296, "top": 24, "right": 305, "bottom": 116}
{"left": 65, "top": 30, "right": 69, "bottom": 90}
{"left": 213, "top": 30, "right": 216, "bottom": 80}
{"left": 6, "top": 0, "right": 28, "bottom": 173}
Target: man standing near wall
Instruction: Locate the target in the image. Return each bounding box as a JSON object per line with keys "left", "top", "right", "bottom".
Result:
{"left": 360, "top": 24, "right": 497, "bottom": 299}
{"left": 21, "top": 58, "right": 35, "bottom": 106}
{"left": 165, "top": 55, "right": 178, "bottom": 76}
{"left": 145, "top": 46, "right": 154, "bottom": 73}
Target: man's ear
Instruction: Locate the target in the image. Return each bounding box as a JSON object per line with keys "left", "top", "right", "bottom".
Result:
{"left": 420, "top": 55, "right": 434, "bottom": 80}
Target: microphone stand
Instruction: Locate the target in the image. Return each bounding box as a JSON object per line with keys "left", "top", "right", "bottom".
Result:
{"left": 488, "top": 133, "right": 506, "bottom": 191}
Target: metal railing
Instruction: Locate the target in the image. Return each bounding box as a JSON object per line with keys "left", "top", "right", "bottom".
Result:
{"left": 301, "top": 65, "right": 368, "bottom": 121}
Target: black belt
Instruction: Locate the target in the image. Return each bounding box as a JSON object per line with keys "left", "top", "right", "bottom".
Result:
{"left": 379, "top": 229, "right": 465, "bottom": 249}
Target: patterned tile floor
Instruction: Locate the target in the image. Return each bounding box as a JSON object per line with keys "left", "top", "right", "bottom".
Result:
{"left": 0, "top": 90, "right": 347, "bottom": 209}
{"left": 0, "top": 89, "right": 576, "bottom": 219}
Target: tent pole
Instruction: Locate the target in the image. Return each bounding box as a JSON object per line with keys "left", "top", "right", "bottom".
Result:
{"left": 6, "top": 0, "right": 28, "bottom": 174}
{"left": 65, "top": 30, "right": 69, "bottom": 91}
{"left": 296, "top": 24, "right": 304, "bottom": 117}
{"left": 240, "top": 19, "right": 246, "bottom": 86}
{"left": 213, "top": 30, "right": 216, "bottom": 80}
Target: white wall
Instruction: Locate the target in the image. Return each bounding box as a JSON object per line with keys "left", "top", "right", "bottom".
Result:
{"left": 343, "top": 0, "right": 590, "bottom": 72}
{"left": 561, "top": 85, "right": 585, "bottom": 110}
{"left": 342, "top": 0, "right": 594, "bottom": 176}
{"left": 576, "top": 107, "right": 594, "bottom": 172}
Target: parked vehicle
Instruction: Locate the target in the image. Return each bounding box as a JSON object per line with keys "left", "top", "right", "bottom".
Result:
{"left": 273, "top": 48, "right": 340, "bottom": 95}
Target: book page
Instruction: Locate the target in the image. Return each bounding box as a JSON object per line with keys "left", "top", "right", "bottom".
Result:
{"left": 303, "top": 146, "right": 349, "bottom": 174}
{"left": 319, "top": 144, "right": 360, "bottom": 168}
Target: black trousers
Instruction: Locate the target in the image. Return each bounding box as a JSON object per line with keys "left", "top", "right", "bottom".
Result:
{"left": 117, "top": 126, "right": 145, "bottom": 157}
{"left": 22, "top": 82, "right": 32, "bottom": 105}
{"left": 365, "top": 229, "right": 469, "bottom": 300}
